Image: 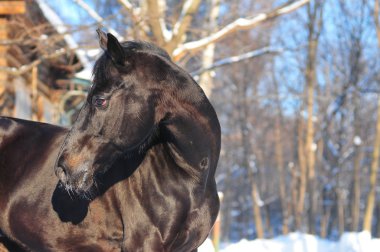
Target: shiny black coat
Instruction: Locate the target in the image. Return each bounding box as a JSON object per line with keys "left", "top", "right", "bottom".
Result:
{"left": 0, "top": 32, "right": 221, "bottom": 252}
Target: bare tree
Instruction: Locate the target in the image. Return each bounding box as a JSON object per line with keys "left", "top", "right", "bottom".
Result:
{"left": 304, "top": 0, "right": 324, "bottom": 234}
{"left": 363, "top": 0, "right": 380, "bottom": 232}
{"left": 273, "top": 73, "right": 289, "bottom": 234}
{"left": 363, "top": 96, "right": 380, "bottom": 232}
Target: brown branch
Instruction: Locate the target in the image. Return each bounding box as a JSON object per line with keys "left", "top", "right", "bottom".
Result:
{"left": 72, "top": 0, "right": 122, "bottom": 39}
{"left": 116, "top": 0, "right": 150, "bottom": 39}
{"left": 191, "top": 46, "right": 282, "bottom": 76}
{"left": 0, "top": 14, "right": 122, "bottom": 47}
{"left": 0, "top": 47, "right": 75, "bottom": 75}
{"left": 198, "top": 0, "right": 220, "bottom": 98}
{"left": 173, "top": 0, "right": 310, "bottom": 61}
{"left": 374, "top": 0, "right": 380, "bottom": 45}
{"left": 166, "top": 0, "right": 202, "bottom": 53}
{"left": 146, "top": 0, "right": 170, "bottom": 45}
{"left": 117, "top": 0, "right": 135, "bottom": 14}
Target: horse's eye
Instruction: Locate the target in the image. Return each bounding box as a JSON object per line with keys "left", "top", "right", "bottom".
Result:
{"left": 92, "top": 96, "right": 108, "bottom": 108}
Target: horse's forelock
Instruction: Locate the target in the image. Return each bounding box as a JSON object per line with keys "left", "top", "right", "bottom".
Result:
{"left": 92, "top": 53, "right": 111, "bottom": 85}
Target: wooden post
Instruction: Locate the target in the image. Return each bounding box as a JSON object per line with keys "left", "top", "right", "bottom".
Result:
{"left": 31, "top": 66, "right": 45, "bottom": 121}
{"left": 0, "top": 17, "right": 8, "bottom": 114}
{"left": 0, "top": 1, "right": 25, "bottom": 116}
{"left": 0, "top": 1, "right": 26, "bottom": 14}
{"left": 212, "top": 192, "right": 223, "bottom": 252}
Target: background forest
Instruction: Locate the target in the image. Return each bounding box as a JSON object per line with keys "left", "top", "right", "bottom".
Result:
{"left": 0, "top": 0, "right": 379, "bottom": 245}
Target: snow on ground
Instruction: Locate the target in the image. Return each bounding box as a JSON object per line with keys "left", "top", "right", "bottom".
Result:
{"left": 199, "top": 238, "right": 216, "bottom": 252}
{"left": 199, "top": 231, "right": 380, "bottom": 252}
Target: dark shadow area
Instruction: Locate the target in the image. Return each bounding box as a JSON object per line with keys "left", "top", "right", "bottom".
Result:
{"left": 0, "top": 236, "right": 27, "bottom": 252}
{"left": 51, "top": 150, "right": 146, "bottom": 224}
{"left": 51, "top": 186, "right": 90, "bottom": 225}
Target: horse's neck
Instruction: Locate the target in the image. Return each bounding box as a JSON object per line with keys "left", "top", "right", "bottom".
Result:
{"left": 162, "top": 103, "right": 221, "bottom": 181}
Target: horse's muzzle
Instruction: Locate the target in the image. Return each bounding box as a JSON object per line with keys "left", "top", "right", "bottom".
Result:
{"left": 55, "top": 157, "right": 94, "bottom": 193}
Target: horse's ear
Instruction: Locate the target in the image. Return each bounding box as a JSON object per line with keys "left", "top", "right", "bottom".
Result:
{"left": 96, "top": 28, "right": 108, "bottom": 51}
{"left": 106, "top": 33, "right": 125, "bottom": 66}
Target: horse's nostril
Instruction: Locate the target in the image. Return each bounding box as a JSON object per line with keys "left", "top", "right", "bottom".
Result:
{"left": 56, "top": 166, "right": 67, "bottom": 184}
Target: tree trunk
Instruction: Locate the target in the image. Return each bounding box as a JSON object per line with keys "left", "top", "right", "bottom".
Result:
{"left": 237, "top": 65, "right": 264, "bottom": 238}
{"left": 273, "top": 76, "right": 289, "bottom": 234}
{"left": 335, "top": 111, "right": 346, "bottom": 236}
{"left": 290, "top": 162, "right": 298, "bottom": 231}
{"left": 296, "top": 116, "right": 307, "bottom": 230}
{"left": 376, "top": 206, "right": 380, "bottom": 237}
{"left": 351, "top": 90, "right": 362, "bottom": 231}
{"left": 199, "top": 0, "right": 220, "bottom": 98}
{"left": 264, "top": 204, "right": 273, "bottom": 237}
{"left": 221, "top": 164, "right": 232, "bottom": 242}
{"left": 320, "top": 205, "right": 332, "bottom": 238}
{"left": 244, "top": 110, "right": 264, "bottom": 238}
{"left": 363, "top": 96, "right": 380, "bottom": 232}
{"left": 305, "top": 1, "right": 323, "bottom": 234}
{"left": 250, "top": 173, "right": 264, "bottom": 238}
{"left": 363, "top": 1, "right": 380, "bottom": 232}
{"left": 337, "top": 189, "right": 345, "bottom": 235}
{"left": 305, "top": 40, "right": 317, "bottom": 234}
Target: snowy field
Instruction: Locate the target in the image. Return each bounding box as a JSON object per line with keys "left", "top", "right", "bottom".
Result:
{"left": 199, "top": 231, "right": 380, "bottom": 252}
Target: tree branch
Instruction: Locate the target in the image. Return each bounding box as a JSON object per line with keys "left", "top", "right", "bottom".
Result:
{"left": 198, "top": 0, "right": 220, "bottom": 97}
{"left": 72, "top": 0, "right": 122, "bottom": 40}
{"left": 116, "top": 0, "right": 141, "bottom": 23}
{"left": 191, "top": 46, "right": 283, "bottom": 76}
{"left": 116, "top": 0, "right": 150, "bottom": 39}
{"left": 117, "top": 0, "right": 134, "bottom": 13}
{"left": 173, "top": 0, "right": 310, "bottom": 61}
{"left": 146, "top": 0, "right": 170, "bottom": 45}
{"left": 374, "top": 0, "right": 380, "bottom": 44}
{"left": 167, "top": 0, "right": 202, "bottom": 53}
{"left": 0, "top": 47, "right": 75, "bottom": 75}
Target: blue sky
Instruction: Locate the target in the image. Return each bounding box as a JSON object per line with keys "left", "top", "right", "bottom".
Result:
{"left": 47, "top": 0, "right": 102, "bottom": 25}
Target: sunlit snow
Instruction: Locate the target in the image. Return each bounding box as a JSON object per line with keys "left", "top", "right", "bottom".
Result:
{"left": 199, "top": 232, "right": 380, "bottom": 252}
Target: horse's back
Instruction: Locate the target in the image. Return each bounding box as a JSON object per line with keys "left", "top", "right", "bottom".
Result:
{"left": 0, "top": 117, "right": 67, "bottom": 250}
{"left": 0, "top": 116, "right": 66, "bottom": 189}
{"left": 0, "top": 117, "right": 65, "bottom": 169}
{"left": 0, "top": 116, "right": 66, "bottom": 148}
{"left": 0, "top": 117, "right": 125, "bottom": 251}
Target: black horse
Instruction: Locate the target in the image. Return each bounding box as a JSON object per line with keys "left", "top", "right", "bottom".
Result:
{"left": 0, "top": 29, "right": 221, "bottom": 251}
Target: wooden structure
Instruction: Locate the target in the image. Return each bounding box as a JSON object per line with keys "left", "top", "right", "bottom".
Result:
{"left": 0, "top": 0, "right": 83, "bottom": 123}
{"left": 0, "top": 1, "right": 26, "bottom": 116}
{"left": 0, "top": 1, "right": 25, "bottom": 14}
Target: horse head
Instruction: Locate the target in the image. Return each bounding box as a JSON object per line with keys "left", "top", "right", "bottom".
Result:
{"left": 55, "top": 29, "right": 220, "bottom": 195}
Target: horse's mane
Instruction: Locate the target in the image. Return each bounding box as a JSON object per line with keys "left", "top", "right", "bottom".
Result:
{"left": 120, "top": 41, "right": 171, "bottom": 60}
